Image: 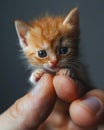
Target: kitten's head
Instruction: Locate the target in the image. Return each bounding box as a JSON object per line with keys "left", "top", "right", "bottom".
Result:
{"left": 15, "top": 8, "right": 79, "bottom": 72}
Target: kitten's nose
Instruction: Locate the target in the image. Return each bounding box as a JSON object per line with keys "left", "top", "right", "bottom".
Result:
{"left": 50, "top": 60, "right": 57, "bottom": 68}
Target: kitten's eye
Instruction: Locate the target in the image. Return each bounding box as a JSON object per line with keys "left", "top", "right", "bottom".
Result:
{"left": 38, "top": 50, "right": 47, "bottom": 58}
{"left": 59, "top": 47, "right": 68, "bottom": 55}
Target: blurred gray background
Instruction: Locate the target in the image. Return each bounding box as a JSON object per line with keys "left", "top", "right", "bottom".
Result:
{"left": 0, "top": 0, "right": 104, "bottom": 113}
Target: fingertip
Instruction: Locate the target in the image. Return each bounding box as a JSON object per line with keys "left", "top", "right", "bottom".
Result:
{"left": 30, "top": 73, "right": 55, "bottom": 96}
{"left": 53, "top": 75, "right": 79, "bottom": 102}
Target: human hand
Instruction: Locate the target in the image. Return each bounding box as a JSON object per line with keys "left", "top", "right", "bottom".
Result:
{"left": 53, "top": 75, "right": 104, "bottom": 130}
{"left": 0, "top": 74, "right": 104, "bottom": 130}
{"left": 0, "top": 74, "right": 56, "bottom": 130}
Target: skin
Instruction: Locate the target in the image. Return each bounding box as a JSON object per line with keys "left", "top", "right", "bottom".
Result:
{"left": 0, "top": 74, "right": 104, "bottom": 130}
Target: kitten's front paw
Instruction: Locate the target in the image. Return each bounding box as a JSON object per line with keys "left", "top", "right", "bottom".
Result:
{"left": 29, "top": 69, "right": 45, "bottom": 85}
{"left": 57, "top": 68, "right": 77, "bottom": 79}
{"left": 57, "top": 68, "right": 71, "bottom": 77}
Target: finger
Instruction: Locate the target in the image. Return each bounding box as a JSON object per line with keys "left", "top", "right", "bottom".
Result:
{"left": 70, "top": 89, "right": 104, "bottom": 127}
{"left": 53, "top": 75, "right": 84, "bottom": 102}
{"left": 0, "top": 74, "right": 56, "bottom": 130}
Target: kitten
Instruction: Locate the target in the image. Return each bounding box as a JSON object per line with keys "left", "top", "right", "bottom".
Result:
{"left": 15, "top": 8, "right": 93, "bottom": 129}
{"left": 15, "top": 8, "right": 91, "bottom": 93}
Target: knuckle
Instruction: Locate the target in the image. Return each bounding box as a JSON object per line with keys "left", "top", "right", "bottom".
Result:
{"left": 9, "top": 97, "right": 27, "bottom": 120}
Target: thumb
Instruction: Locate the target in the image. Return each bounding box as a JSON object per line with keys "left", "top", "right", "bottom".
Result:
{"left": 70, "top": 89, "right": 104, "bottom": 128}
{"left": 0, "top": 74, "right": 56, "bottom": 130}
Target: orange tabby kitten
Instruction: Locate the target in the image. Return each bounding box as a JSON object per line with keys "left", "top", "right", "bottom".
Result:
{"left": 15, "top": 8, "right": 92, "bottom": 129}
{"left": 15, "top": 8, "right": 90, "bottom": 89}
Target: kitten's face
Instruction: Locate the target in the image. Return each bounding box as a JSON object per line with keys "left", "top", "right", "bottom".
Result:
{"left": 15, "top": 8, "right": 79, "bottom": 72}
{"left": 25, "top": 33, "right": 78, "bottom": 72}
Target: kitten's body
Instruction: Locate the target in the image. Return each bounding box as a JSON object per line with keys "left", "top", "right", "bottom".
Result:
{"left": 15, "top": 8, "right": 92, "bottom": 129}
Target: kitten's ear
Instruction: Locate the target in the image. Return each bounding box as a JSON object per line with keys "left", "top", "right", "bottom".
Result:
{"left": 63, "top": 8, "right": 79, "bottom": 30}
{"left": 15, "top": 20, "right": 31, "bottom": 49}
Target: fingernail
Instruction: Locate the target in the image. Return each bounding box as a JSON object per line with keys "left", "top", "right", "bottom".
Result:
{"left": 30, "top": 80, "right": 41, "bottom": 96}
{"left": 81, "top": 97, "right": 102, "bottom": 115}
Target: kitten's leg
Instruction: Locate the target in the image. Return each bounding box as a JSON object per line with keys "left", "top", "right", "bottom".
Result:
{"left": 29, "top": 69, "right": 45, "bottom": 85}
